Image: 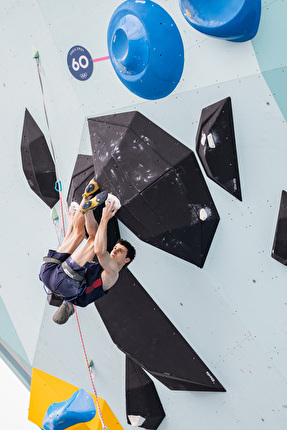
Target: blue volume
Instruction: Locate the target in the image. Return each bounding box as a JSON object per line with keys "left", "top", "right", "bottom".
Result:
{"left": 42, "top": 389, "right": 96, "bottom": 430}
{"left": 179, "top": 0, "right": 261, "bottom": 42}
{"left": 107, "top": 0, "right": 184, "bottom": 100}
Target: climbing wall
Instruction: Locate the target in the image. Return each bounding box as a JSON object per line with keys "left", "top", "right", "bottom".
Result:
{"left": 1, "top": 0, "right": 287, "bottom": 428}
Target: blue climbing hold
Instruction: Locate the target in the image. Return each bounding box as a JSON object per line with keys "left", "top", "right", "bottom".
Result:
{"left": 42, "top": 389, "right": 96, "bottom": 430}
{"left": 179, "top": 0, "right": 261, "bottom": 42}
{"left": 107, "top": 0, "right": 184, "bottom": 100}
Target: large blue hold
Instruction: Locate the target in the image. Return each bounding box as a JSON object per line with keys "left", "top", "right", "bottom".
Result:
{"left": 179, "top": 0, "right": 261, "bottom": 42}
{"left": 42, "top": 389, "right": 96, "bottom": 430}
{"left": 107, "top": 0, "right": 184, "bottom": 100}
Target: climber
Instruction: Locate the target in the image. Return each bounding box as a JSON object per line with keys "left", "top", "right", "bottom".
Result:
{"left": 39, "top": 178, "right": 136, "bottom": 324}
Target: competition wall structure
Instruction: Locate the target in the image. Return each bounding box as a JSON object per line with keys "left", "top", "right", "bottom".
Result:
{"left": 1, "top": 0, "right": 287, "bottom": 428}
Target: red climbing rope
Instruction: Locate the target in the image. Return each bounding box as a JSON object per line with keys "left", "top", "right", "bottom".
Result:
{"left": 34, "top": 52, "right": 67, "bottom": 235}
{"left": 74, "top": 306, "right": 109, "bottom": 430}
{"left": 34, "top": 52, "right": 108, "bottom": 430}
{"left": 59, "top": 192, "right": 108, "bottom": 429}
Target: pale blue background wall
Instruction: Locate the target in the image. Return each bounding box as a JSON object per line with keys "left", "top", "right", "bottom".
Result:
{"left": 1, "top": 0, "right": 287, "bottom": 428}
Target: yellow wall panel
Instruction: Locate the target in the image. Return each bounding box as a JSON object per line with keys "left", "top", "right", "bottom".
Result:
{"left": 28, "top": 368, "right": 123, "bottom": 430}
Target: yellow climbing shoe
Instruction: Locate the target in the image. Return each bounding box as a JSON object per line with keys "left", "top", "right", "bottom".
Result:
{"left": 80, "top": 191, "right": 108, "bottom": 214}
{"left": 82, "top": 177, "right": 100, "bottom": 200}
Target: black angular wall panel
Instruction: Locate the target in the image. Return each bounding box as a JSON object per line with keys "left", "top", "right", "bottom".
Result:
{"left": 88, "top": 111, "right": 219, "bottom": 267}
{"left": 196, "top": 97, "right": 242, "bottom": 201}
{"left": 21, "top": 109, "right": 59, "bottom": 208}
{"left": 66, "top": 154, "right": 120, "bottom": 252}
{"left": 95, "top": 268, "right": 225, "bottom": 392}
{"left": 66, "top": 154, "right": 95, "bottom": 206}
{"left": 272, "top": 190, "right": 287, "bottom": 265}
{"left": 126, "top": 357, "right": 165, "bottom": 429}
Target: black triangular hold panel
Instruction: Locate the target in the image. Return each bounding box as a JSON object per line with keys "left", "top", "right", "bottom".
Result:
{"left": 126, "top": 357, "right": 165, "bottom": 429}
{"left": 95, "top": 269, "right": 225, "bottom": 392}
{"left": 66, "top": 154, "right": 120, "bottom": 253}
{"left": 196, "top": 97, "right": 242, "bottom": 201}
{"left": 272, "top": 190, "right": 287, "bottom": 265}
{"left": 21, "top": 109, "right": 59, "bottom": 208}
{"left": 67, "top": 154, "right": 95, "bottom": 206}
{"left": 88, "top": 111, "right": 219, "bottom": 268}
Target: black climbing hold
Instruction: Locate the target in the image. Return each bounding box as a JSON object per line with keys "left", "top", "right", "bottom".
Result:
{"left": 67, "top": 154, "right": 120, "bottom": 252}
{"left": 196, "top": 97, "right": 242, "bottom": 201}
{"left": 21, "top": 109, "right": 59, "bottom": 208}
{"left": 67, "top": 154, "right": 95, "bottom": 205}
{"left": 272, "top": 190, "right": 287, "bottom": 265}
{"left": 88, "top": 111, "right": 219, "bottom": 268}
{"left": 126, "top": 357, "right": 165, "bottom": 429}
{"left": 95, "top": 268, "right": 226, "bottom": 392}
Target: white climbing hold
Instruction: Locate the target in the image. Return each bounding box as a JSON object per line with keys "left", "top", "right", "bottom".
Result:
{"left": 106, "top": 193, "right": 121, "bottom": 210}
{"left": 200, "top": 208, "right": 208, "bottom": 221}
{"left": 207, "top": 133, "right": 216, "bottom": 148}
{"left": 69, "top": 202, "right": 80, "bottom": 213}
{"left": 128, "top": 415, "right": 146, "bottom": 426}
{"left": 200, "top": 132, "right": 206, "bottom": 146}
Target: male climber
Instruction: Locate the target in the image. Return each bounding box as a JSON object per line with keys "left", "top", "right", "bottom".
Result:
{"left": 39, "top": 178, "right": 136, "bottom": 324}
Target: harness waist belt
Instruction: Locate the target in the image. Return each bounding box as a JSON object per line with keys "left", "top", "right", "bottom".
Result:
{"left": 42, "top": 257, "right": 85, "bottom": 282}
{"left": 61, "top": 260, "right": 85, "bottom": 282}
{"left": 42, "top": 257, "right": 62, "bottom": 265}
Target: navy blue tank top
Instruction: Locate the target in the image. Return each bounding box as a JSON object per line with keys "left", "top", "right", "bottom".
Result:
{"left": 71, "top": 261, "right": 106, "bottom": 307}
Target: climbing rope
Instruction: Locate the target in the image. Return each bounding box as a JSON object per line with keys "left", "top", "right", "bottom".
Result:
{"left": 34, "top": 51, "right": 67, "bottom": 235}
{"left": 34, "top": 51, "right": 108, "bottom": 430}
{"left": 74, "top": 306, "right": 109, "bottom": 430}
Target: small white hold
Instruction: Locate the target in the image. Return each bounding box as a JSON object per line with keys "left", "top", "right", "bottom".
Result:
{"left": 106, "top": 193, "right": 121, "bottom": 210}
{"left": 207, "top": 133, "right": 216, "bottom": 148}
{"left": 128, "top": 415, "right": 146, "bottom": 426}
{"left": 69, "top": 202, "right": 80, "bottom": 213}
{"left": 199, "top": 208, "right": 208, "bottom": 221}
{"left": 200, "top": 132, "right": 206, "bottom": 146}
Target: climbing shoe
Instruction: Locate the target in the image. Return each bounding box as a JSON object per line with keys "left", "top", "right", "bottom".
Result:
{"left": 80, "top": 190, "right": 108, "bottom": 214}
{"left": 82, "top": 177, "right": 100, "bottom": 200}
{"left": 52, "top": 302, "right": 74, "bottom": 325}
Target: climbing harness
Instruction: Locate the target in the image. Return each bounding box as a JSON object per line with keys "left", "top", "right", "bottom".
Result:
{"left": 42, "top": 257, "right": 85, "bottom": 282}
{"left": 41, "top": 257, "right": 86, "bottom": 301}
{"left": 42, "top": 257, "right": 62, "bottom": 265}
{"left": 61, "top": 261, "right": 85, "bottom": 282}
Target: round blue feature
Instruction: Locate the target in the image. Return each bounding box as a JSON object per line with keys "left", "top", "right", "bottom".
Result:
{"left": 67, "top": 46, "right": 93, "bottom": 81}
{"left": 112, "top": 15, "right": 149, "bottom": 76}
{"left": 107, "top": 0, "right": 184, "bottom": 100}
{"left": 179, "top": 0, "right": 261, "bottom": 42}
